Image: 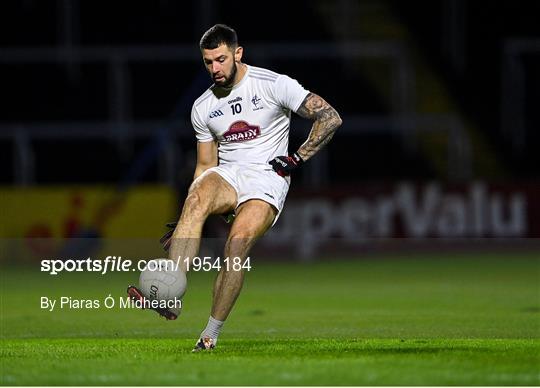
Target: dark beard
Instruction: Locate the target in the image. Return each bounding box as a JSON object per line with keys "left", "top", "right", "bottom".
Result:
{"left": 216, "top": 62, "right": 237, "bottom": 89}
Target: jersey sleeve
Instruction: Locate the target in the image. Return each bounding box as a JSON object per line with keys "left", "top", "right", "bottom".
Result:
{"left": 191, "top": 105, "right": 214, "bottom": 142}
{"left": 274, "top": 75, "right": 310, "bottom": 112}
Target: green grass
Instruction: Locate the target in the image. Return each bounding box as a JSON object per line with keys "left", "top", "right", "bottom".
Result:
{"left": 1, "top": 253, "right": 539, "bottom": 385}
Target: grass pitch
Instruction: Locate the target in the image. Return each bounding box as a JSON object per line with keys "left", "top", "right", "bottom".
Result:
{"left": 1, "top": 252, "right": 539, "bottom": 385}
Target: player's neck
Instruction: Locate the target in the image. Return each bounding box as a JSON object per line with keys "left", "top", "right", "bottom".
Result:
{"left": 233, "top": 63, "right": 247, "bottom": 87}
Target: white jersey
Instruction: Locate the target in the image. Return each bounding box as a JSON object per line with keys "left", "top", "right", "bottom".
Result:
{"left": 191, "top": 65, "right": 310, "bottom": 166}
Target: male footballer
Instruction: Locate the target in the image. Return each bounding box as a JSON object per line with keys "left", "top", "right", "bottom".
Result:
{"left": 129, "top": 24, "right": 342, "bottom": 351}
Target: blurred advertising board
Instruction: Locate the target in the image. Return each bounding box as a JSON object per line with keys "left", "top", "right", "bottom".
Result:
{"left": 2, "top": 182, "right": 538, "bottom": 261}
{"left": 0, "top": 186, "right": 176, "bottom": 261}
{"left": 1, "top": 186, "right": 176, "bottom": 239}
{"left": 265, "top": 182, "right": 540, "bottom": 257}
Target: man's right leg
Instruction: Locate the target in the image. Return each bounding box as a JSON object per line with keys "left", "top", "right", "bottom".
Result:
{"left": 169, "top": 171, "right": 237, "bottom": 272}
{"left": 128, "top": 171, "right": 236, "bottom": 318}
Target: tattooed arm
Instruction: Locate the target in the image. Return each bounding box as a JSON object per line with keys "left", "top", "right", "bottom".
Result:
{"left": 295, "top": 92, "right": 342, "bottom": 161}
{"left": 269, "top": 92, "right": 342, "bottom": 176}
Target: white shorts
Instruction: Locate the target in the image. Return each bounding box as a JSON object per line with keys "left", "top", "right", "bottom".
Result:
{"left": 198, "top": 163, "right": 290, "bottom": 226}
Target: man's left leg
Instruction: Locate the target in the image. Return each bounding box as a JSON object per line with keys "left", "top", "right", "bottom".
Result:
{"left": 193, "top": 199, "right": 276, "bottom": 351}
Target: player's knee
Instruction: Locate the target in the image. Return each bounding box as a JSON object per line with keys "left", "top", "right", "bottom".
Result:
{"left": 182, "top": 190, "right": 210, "bottom": 220}
{"left": 226, "top": 230, "right": 256, "bottom": 253}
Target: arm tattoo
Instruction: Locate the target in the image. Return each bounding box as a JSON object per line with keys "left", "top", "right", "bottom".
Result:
{"left": 295, "top": 93, "right": 342, "bottom": 161}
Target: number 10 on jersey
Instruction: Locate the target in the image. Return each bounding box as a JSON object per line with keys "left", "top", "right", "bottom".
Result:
{"left": 230, "top": 103, "right": 242, "bottom": 115}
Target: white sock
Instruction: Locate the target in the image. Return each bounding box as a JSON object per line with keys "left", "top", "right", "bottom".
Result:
{"left": 201, "top": 316, "right": 224, "bottom": 343}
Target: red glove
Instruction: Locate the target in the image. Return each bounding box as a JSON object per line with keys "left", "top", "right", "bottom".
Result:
{"left": 269, "top": 152, "right": 304, "bottom": 177}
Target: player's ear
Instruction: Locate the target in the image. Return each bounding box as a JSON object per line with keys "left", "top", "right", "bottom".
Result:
{"left": 234, "top": 46, "right": 243, "bottom": 63}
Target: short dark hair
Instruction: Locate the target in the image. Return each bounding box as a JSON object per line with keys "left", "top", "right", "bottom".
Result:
{"left": 199, "top": 24, "right": 238, "bottom": 50}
